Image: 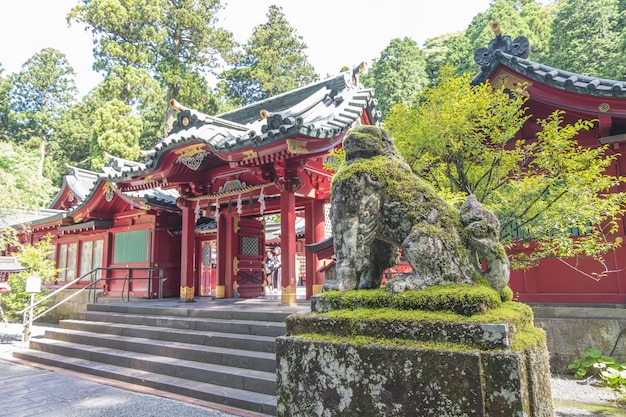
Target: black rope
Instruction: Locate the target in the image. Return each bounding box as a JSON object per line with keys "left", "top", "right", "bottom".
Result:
{"left": 609, "top": 326, "right": 626, "bottom": 357}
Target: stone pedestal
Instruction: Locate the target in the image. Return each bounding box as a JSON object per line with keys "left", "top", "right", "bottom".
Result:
{"left": 276, "top": 307, "right": 554, "bottom": 417}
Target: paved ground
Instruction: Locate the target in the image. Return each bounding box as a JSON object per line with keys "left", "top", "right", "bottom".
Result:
{"left": 1, "top": 294, "right": 624, "bottom": 416}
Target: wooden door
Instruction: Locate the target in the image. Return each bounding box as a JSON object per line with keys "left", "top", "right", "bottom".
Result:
{"left": 234, "top": 217, "right": 265, "bottom": 298}
{"left": 199, "top": 240, "right": 216, "bottom": 296}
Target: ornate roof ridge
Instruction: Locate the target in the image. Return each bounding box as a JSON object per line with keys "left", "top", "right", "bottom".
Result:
{"left": 107, "top": 64, "right": 379, "bottom": 183}
{"left": 473, "top": 48, "right": 626, "bottom": 98}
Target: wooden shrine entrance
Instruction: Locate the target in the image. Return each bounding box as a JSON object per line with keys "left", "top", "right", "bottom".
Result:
{"left": 197, "top": 239, "right": 216, "bottom": 297}
{"left": 232, "top": 217, "right": 265, "bottom": 298}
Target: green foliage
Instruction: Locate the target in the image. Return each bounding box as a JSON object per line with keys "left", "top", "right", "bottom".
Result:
{"left": 568, "top": 348, "right": 626, "bottom": 392}
{"left": 156, "top": 0, "right": 234, "bottom": 130}
{"left": 386, "top": 68, "right": 527, "bottom": 202}
{"left": 548, "top": 0, "right": 625, "bottom": 79}
{"left": 319, "top": 284, "right": 502, "bottom": 316}
{"left": 218, "top": 5, "right": 318, "bottom": 106}
{"left": 361, "top": 37, "right": 428, "bottom": 118}
{"left": 69, "top": 0, "right": 234, "bottom": 136}
{"left": 8, "top": 48, "right": 77, "bottom": 142}
{"left": 0, "top": 65, "right": 13, "bottom": 142}
{"left": 8, "top": 48, "right": 77, "bottom": 178}
{"left": 45, "top": 99, "right": 98, "bottom": 185}
{"left": 2, "top": 235, "right": 58, "bottom": 321}
{"left": 423, "top": 32, "right": 472, "bottom": 86}
{"left": 68, "top": 0, "right": 165, "bottom": 106}
{"left": 0, "top": 142, "right": 56, "bottom": 212}
{"left": 385, "top": 69, "right": 626, "bottom": 269}
{"left": 90, "top": 99, "right": 142, "bottom": 170}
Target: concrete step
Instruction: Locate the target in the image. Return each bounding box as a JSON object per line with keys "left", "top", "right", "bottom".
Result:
{"left": 27, "top": 337, "right": 276, "bottom": 396}
{"left": 13, "top": 302, "right": 298, "bottom": 416}
{"left": 46, "top": 326, "right": 276, "bottom": 373}
{"left": 12, "top": 348, "right": 277, "bottom": 415}
{"left": 72, "top": 311, "right": 286, "bottom": 337}
{"left": 86, "top": 303, "right": 293, "bottom": 322}
{"left": 60, "top": 319, "right": 278, "bottom": 353}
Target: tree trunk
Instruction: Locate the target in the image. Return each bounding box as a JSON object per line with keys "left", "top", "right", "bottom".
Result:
{"left": 164, "top": 84, "right": 180, "bottom": 135}
{"left": 38, "top": 137, "right": 46, "bottom": 178}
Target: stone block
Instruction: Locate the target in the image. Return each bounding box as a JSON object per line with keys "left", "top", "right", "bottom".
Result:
{"left": 277, "top": 313, "right": 553, "bottom": 417}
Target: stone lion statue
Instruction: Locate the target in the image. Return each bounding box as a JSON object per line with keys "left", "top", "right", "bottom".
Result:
{"left": 323, "top": 126, "right": 510, "bottom": 293}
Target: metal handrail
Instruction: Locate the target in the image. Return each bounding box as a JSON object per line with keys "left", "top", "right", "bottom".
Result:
{"left": 16, "top": 266, "right": 167, "bottom": 345}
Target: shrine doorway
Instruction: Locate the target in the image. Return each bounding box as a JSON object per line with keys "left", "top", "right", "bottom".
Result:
{"left": 197, "top": 240, "right": 217, "bottom": 297}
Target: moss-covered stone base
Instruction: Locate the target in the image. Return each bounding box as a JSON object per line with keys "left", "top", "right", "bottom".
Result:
{"left": 276, "top": 307, "right": 554, "bottom": 417}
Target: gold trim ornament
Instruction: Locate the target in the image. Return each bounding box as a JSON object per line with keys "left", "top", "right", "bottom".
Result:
{"left": 175, "top": 144, "right": 210, "bottom": 171}
{"left": 286, "top": 139, "right": 309, "bottom": 154}
{"left": 103, "top": 182, "right": 116, "bottom": 202}
{"left": 233, "top": 257, "right": 239, "bottom": 274}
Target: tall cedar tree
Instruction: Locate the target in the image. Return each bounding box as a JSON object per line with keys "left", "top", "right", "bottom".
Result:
{"left": 361, "top": 37, "right": 428, "bottom": 118}
{"left": 68, "top": 0, "right": 164, "bottom": 106}
{"left": 8, "top": 48, "right": 77, "bottom": 177}
{"left": 548, "top": 0, "right": 625, "bottom": 79}
{"left": 158, "top": 0, "right": 234, "bottom": 133}
{"left": 68, "top": 0, "right": 234, "bottom": 145}
{"left": 218, "top": 5, "right": 318, "bottom": 107}
{"left": 0, "top": 65, "right": 12, "bottom": 142}
{"left": 90, "top": 99, "right": 142, "bottom": 170}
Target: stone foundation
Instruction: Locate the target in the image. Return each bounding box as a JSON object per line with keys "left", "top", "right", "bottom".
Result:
{"left": 531, "top": 304, "right": 626, "bottom": 373}
{"left": 276, "top": 310, "right": 554, "bottom": 417}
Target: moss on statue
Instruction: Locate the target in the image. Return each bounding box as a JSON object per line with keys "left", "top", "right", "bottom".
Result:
{"left": 326, "top": 125, "right": 510, "bottom": 294}
{"left": 314, "top": 282, "right": 509, "bottom": 316}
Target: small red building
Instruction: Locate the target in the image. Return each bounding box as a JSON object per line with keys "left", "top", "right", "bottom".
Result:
{"left": 472, "top": 31, "right": 626, "bottom": 304}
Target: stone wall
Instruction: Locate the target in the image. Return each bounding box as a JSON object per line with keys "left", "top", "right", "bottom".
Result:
{"left": 37, "top": 289, "right": 102, "bottom": 323}
{"left": 531, "top": 304, "right": 626, "bottom": 373}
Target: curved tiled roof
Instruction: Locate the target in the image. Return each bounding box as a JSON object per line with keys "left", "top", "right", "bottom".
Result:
{"left": 123, "top": 187, "right": 180, "bottom": 209}
{"left": 472, "top": 49, "right": 626, "bottom": 98}
{"left": 108, "top": 66, "right": 378, "bottom": 181}
{"left": 49, "top": 165, "right": 101, "bottom": 209}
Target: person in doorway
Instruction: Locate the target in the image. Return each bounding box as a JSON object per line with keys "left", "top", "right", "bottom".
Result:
{"left": 264, "top": 250, "right": 275, "bottom": 293}
{"left": 272, "top": 246, "right": 282, "bottom": 293}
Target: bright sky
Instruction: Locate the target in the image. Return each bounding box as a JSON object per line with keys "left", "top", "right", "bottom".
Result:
{"left": 0, "top": 0, "right": 492, "bottom": 98}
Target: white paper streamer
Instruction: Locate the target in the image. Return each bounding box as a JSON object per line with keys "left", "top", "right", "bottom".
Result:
{"left": 259, "top": 187, "right": 266, "bottom": 215}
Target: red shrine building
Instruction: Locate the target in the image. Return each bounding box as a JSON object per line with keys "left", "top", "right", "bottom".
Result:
{"left": 472, "top": 28, "right": 626, "bottom": 304}
{"left": 12, "top": 66, "right": 378, "bottom": 303}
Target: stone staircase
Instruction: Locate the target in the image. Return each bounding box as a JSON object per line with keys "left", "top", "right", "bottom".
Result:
{"left": 13, "top": 301, "right": 306, "bottom": 416}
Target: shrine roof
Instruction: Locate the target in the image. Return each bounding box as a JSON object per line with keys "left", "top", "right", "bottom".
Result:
{"left": 4, "top": 209, "right": 68, "bottom": 230}
{"left": 123, "top": 187, "right": 180, "bottom": 209}
{"left": 0, "top": 256, "right": 23, "bottom": 273}
{"left": 472, "top": 50, "right": 626, "bottom": 98}
{"left": 49, "top": 165, "right": 101, "bottom": 209}
{"left": 108, "top": 65, "right": 378, "bottom": 181}
{"left": 67, "top": 176, "right": 180, "bottom": 217}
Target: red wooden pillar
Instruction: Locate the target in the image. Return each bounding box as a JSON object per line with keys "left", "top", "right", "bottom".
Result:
{"left": 216, "top": 213, "right": 237, "bottom": 298}
{"left": 216, "top": 213, "right": 235, "bottom": 298}
{"left": 280, "top": 189, "right": 297, "bottom": 293}
{"left": 305, "top": 199, "right": 326, "bottom": 299}
{"left": 178, "top": 198, "right": 195, "bottom": 302}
